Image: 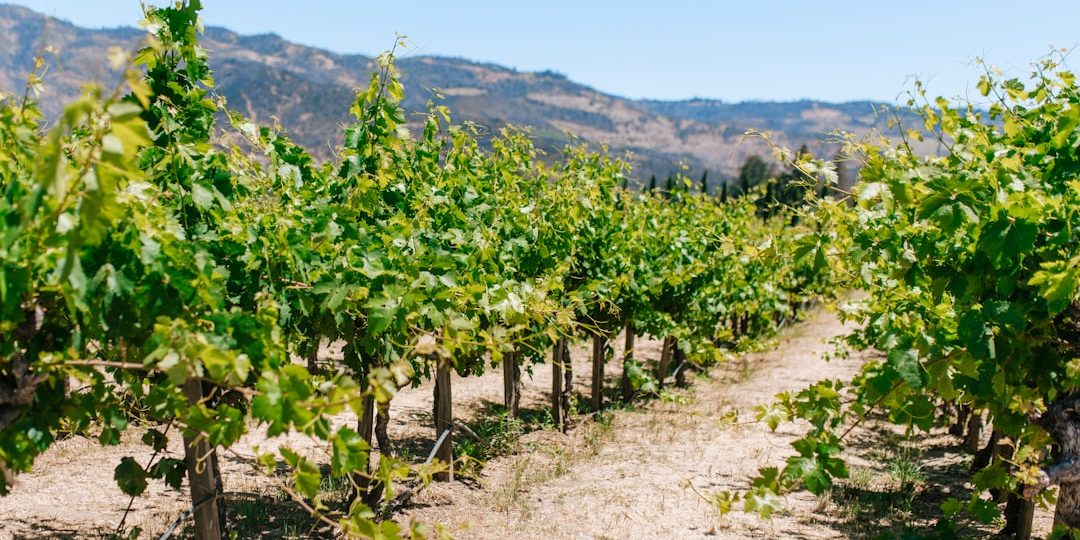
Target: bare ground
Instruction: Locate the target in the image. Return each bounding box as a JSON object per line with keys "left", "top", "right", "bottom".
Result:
{"left": 0, "top": 306, "right": 1056, "bottom": 539}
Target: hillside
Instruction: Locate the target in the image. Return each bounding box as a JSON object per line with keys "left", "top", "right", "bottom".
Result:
{"left": 0, "top": 3, "right": 909, "bottom": 181}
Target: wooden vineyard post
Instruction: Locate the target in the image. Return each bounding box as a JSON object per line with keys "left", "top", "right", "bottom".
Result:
{"left": 674, "top": 345, "right": 687, "bottom": 387}
{"left": 552, "top": 340, "right": 562, "bottom": 430}
{"left": 358, "top": 395, "right": 376, "bottom": 451}
{"left": 503, "top": 347, "right": 521, "bottom": 417}
{"left": 182, "top": 379, "right": 223, "bottom": 540}
{"left": 965, "top": 410, "right": 984, "bottom": 453}
{"left": 1014, "top": 496, "right": 1034, "bottom": 540}
{"left": 591, "top": 334, "right": 606, "bottom": 412}
{"left": 657, "top": 336, "right": 674, "bottom": 389}
{"left": 209, "top": 442, "right": 226, "bottom": 531}
{"left": 354, "top": 394, "right": 378, "bottom": 505}
{"left": 433, "top": 361, "right": 454, "bottom": 481}
{"left": 621, "top": 320, "right": 635, "bottom": 403}
{"left": 1003, "top": 481, "right": 1035, "bottom": 539}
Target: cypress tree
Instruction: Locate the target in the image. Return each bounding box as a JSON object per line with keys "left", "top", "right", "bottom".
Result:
{"left": 648, "top": 175, "right": 657, "bottom": 192}
{"left": 701, "top": 170, "right": 709, "bottom": 195}
{"left": 737, "top": 155, "right": 768, "bottom": 197}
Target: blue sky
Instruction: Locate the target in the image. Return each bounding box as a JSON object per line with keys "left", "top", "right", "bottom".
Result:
{"left": 7, "top": 1, "right": 1080, "bottom": 103}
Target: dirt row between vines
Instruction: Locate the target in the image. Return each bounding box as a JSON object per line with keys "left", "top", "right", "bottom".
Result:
{"left": 396, "top": 306, "right": 883, "bottom": 539}
{"left": 0, "top": 306, "right": 1056, "bottom": 539}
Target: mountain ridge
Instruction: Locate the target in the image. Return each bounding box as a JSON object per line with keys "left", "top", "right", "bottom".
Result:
{"left": 0, "top": 3, "right": 910, "bottom": 181}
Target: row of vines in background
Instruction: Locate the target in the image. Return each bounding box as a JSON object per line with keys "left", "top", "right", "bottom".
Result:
{"left": 0, "top": 1, "right": 842, "bottom": 538}
{"left": 724, "top": 55, "right": 1080, "bottom": 539}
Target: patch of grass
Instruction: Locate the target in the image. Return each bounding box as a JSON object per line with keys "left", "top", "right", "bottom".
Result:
{"left": 846, "top": 464, "right": 875, "bottom": 491}
{"left": 457, "top": 411, "right": 526, "bottom": 471}
{"left": 224, "top": 491, "right": 331, "bottom": 539}
{"left": 886, "top": 447, "right": 927, "bottom": 495}
{"left": 490, "top": 457, "right": 535, "bottom": 515}
{"left": 317, "top": 474, "right": 354, "bottom": 506}
{"left": 581, "top": 411, "right": 615, "bottom": 455}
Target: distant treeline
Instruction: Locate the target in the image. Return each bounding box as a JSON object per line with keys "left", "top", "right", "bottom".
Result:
{"left": 630, "top": 146, "right": 856, "bottom": 209}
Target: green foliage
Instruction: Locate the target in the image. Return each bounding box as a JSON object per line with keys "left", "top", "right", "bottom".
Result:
{"left": 729, "top": 52, "right": 1080, "bottom": 532}
{"left": 737, "top": 154, "right": 770, "bottom": 196}
{"left": 114, "top": 457, "right": 149, "bottom": 497}
{"left": 0, "top": 1, "right": 844, "bottom": 537}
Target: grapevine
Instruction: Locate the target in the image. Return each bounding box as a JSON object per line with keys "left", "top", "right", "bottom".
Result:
{"left": 0, "top": 2, "right": 842, "bottom": 537}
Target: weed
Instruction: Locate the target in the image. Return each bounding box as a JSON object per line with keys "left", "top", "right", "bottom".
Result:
{"left": 490, "top": 457, "right": 533, "bottom": 514}
{"left": 581, "top": 411, "right": 615, "bottom": 455}
{"left": 886, "top": 447, "right": 926, "bottom": 494}
{"left": 317, "top": 474, "right": 353, "bottom": 505}
{"left": 456, "top": 409, "right": 526, "bottom": 476}
{"left": 846, "top": 464, "right": 875, "bottom": 491}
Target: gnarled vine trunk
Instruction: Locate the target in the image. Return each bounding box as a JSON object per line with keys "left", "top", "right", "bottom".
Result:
{"left": 591, "top": 334, "right": 606, "bottom": 411}
{"left": 1039, "top": 303, "right": 1080, "bottom": 531}
{"left": 353, "top": 394, "right": 382, "bottom": 507}
{"left": 0, "top": 306, "right": 44, "bottom": 433}
{"left": 182, "top": 378, "right": 223, "bottom": 540}
{"left": 433, "top": 362, "right": 453, "bottom": 481}
{"left": 1030, "top": 393, "right": 1080, "bottom": 531}
{"left": 375, "top": 400, "right": 392, "bottom": 457}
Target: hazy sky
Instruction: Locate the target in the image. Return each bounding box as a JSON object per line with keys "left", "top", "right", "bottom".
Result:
{"left": 7, "top": 1, "right": 1080, "bottom": 103}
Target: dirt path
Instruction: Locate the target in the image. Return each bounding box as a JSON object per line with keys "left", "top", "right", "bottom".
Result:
{"left": 0, "top": 306, "right": 1054, "bottom": 539}
{"left": 396, "top": 306, "right": 867, "bottom": 539}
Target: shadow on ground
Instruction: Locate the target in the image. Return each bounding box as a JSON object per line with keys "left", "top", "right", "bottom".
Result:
{"left": 799, "top": 416, "right": 1003, "bottom": 540}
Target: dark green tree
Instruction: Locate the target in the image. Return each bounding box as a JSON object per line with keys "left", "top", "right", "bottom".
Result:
{"left": 648, "top": 175, "right": 657, "bottom": 192}
{"left": 700, "top": 170, "right": 709, "bottom": 196}
{"left": 737, "top": 155, "right": 769, "bottom": 197}
{"left": 760, "top": 145, "right": 812, "bottom": 223}
{"left": 664, "top": 174, "right": 675, "bottom": 198}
